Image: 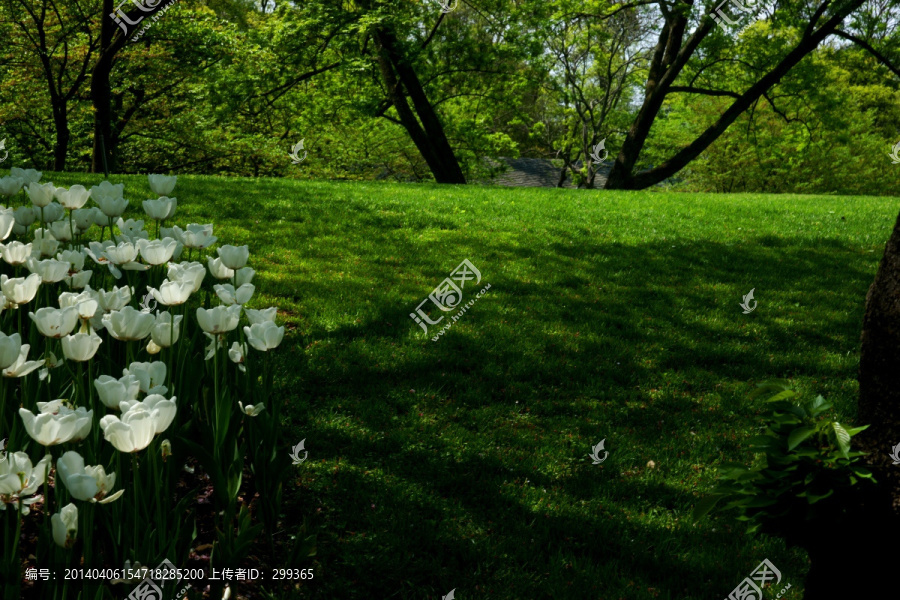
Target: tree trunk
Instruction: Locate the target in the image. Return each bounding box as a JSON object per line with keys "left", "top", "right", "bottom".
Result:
{"left": 375, "top": 29, "right": 465, "bottom": 184}
{"left": 858, "top": 208, "right": 900, "bottom": 509}
{"left": 92, "top": 0, "right": 117, "bottom": 174}
{"left": 51, "top": 99, "right": 69, "bottom": 171}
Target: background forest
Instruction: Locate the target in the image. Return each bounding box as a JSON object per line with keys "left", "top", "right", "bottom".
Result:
{"left": 1, "top": 0, "right": 899, "bottom": 195}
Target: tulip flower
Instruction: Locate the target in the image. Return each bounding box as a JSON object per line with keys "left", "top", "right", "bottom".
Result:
{"left": 51, "top": 504, "right": 78, "bottom": 548}
{"left": 0, "top": 452, "right": 51, "bottom": 515}
{"left": 214, "top": 283, "right": 255, "bottom": 306}
{"left": 56, "top": 185, "right": 91, "bottom": 210}
{"left": 32, "top": 229, "right": 60, "bottom": 257}
{"left": 176, "top": 224, "right": 216, "bottom": 249}
{"left": 73, "top": 208, "right": 95, "bottom": 230}
{"left": 116, "top": 218, "right": 149, "bottom": 243}
{"left": 228, "top": 341, "right": 247, "bottom": 372}
{"left": 29, "top": 306, "right": 79, "bottom": 338}
{"left": 235, "top": 267, "right": 255, "bottom": 288}
{"left": 150, "top": 312, "right": 182, "bottom": 348}
{"left": 56, "top": 451, "right": 122, "bottom": 503}
{"left": 65, "top": 270, "right": 93, "bottom": 289}
{"left": 0, "top": 208, "right": 14, "bottom": 241}
{"left": 142, "top": 197, "right": 177, "bottom": 221}
{"left": 19, "top": 400, "right": 92, "bottom": 446}
{"left": 61, "top": 331, "right": 102, "bottom": 362}
{"left": 59, "top": 289, "right": 99, "bottom": 313}
{"left": 197, "top": 304, "right": 242, "bottom": 334}
{"left": 168, "top": 261, "right": 205, "bottom": 293}
{"left": 137, "top": 237, "right": 178, "bottom": 266}
{"left": 148, "top": 174, "right": 177, "bottom": 196}
{"left": 35, "top": 201, "right": 65, "bottom": 224}
{"left": 100, "top": 396, "right": 177, "bottom": 453}
{"left": 94, "top": 374, "right": 141, "bottom": 410}
{"left": 1, "top": 344, "right": 43, "bottom": 378}
{"left": 102, "top": 306, "right": 155, "bottom": 341}
{"left": 244, "top": 321, "right": 285, "bottom": 352}
{"left": 26, "top": 257, "right": 70, "bottom": 284}
{"left": 244, "top": 307, "right": 278, "bottom": 325}
{"left": 96, "top": 285, "right": 132, "bottom": 312}
{"left": 0, "top": 332, "right": 22, "bottom": 370}
{"left": 123, "top": 361, "right": 167, "bottom": 394}
{"left": 49, "top": 221, "right": 73, "bottom": 242}
{"left": 10, "top": 168, "right": 42, "bottom": 185}
{"left": 13, "top": 205, "right": 36, "bottom": 227}
{"left": 217, "top": 245, "right": 249, "bottom": 270}
{"left": 0, "top": 176, "right": 24, "bottom": 198}
{"left": 27, "top": 182, "right": 56, "bottom": 207}
{"left": 238, "top": 401, "right": 265, "bottom": 416}
{"left": 207, "top": 256, "right": 234, "bottom": 280}
{"left": 58, "top": 249, "right": 86, "bottom": 272}
{"left": 0, "top": 273, "right": 41, "bottom": 305}
{"left": 91, "top": 181, "right": 128, "bottom": 218}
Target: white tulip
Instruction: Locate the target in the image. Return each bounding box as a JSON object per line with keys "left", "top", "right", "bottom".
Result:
{"left": 244, "top": 321, "right": 285, "bottom": 352}
{"left": 31, "top": 229, "right": 59, "bottom": 257}
{"left": 101, "top": 395, "right": 177, "bottom": 453}
{"left": 29, "top": 258, "right": 70, "bottom": 283}
{"left": 238, "top": 401, "right": 264, "bottom": 416}
{"left": 10, "top": 168, "right": 42, "bottom": 185}
{"left": 52, "top": 503, "right": 78, "bottom": 548}
{"left": 1, "top": 344, "right": 43, "bottom": 378}
{"left": 0, "top": 241, "right": 32, "bottom": 266}
{"left": 0, "top": 332, "right": 22, "bottom": 370}
{"left": 58, "top": 249, "right": 86, "bottom": 272}
{"left": 0, "top": 273, "right": 41, "bottom": 304}
{"left": 29, "top": 306, "right": 79, "bottom": 338}
{"left": 148, "top": 279, "right": 192, "bottom": 306}
{"left": 36, "top": 201, "right": 65, "bottom": 224}
{"left": 56, "top": 185, "right": 91, "bottom": 210}
{"left": 104, "top": 242, "right": 138, "bottom": 265}
{"left": 56, "top": 451, "right": 121, "bottom": 503}
{"left": 0, "top": 208, "right": 14, "bottom": 241}
{"left": 168, "top": 261, "right": 206, "bottom": 293}
{"left": 0, "top": 176, "right": 24, "bottom": 198}
{"left": 27, "top": 182, "right": 56, "bottom": 207}
{"left": 13, "top": 205, "right": 36, "bottom": 226}
{"left": 102, "top": 306, "right": 155, "bottom": 341}
{"left": 177, "top": 224, "right": 216, "bottom": 249}
{"left": 0, "top": 452, "right": 51, "bottom": 515}
{"left": 244, "top": 307, "right": 278, "bottom": 325}
{"left": 61, "top": 331, "right": 102, "bottom": 362}
{"left": 119, "top": 394, "right": 177, "bottom": 435}
{"left": 19, "top": 400, "right": 92, "bottom": 446}
{"left": 123, "top": 361, "right": 167, "bottom": 394}
{"left": 143, "top": 197, "right": 176, "bottom": 221}
{"left": 73, "top": 208, "right": 95, "bottom": 230}
{"left": 91, "top": 184, "right": 128, "bottom": 218}
{"left": 150, "top": 312, "right": 182, "bottom": 348}
{"left": 48, "top": 221, "right": 74, "bottom": 241}
{"left": 228, "top": 341, "right": 247, "bottom": 372}
{"left": 65, "top": 270, "right": 93, "bottom": 289}
{"left": 96, "top": 285, "right": 132, "bottom": 312}
{"left": 217, "top": 245, "right": 249, "bottom": 270}
{"left": 207, "top": 256, "right": 234, "bottom": 280}
{"left": 116, "top": 218, "right": 148, "bottom": 242}
{"left": 94, "top": 374, "right": 141, "bottom": 410}
{"left": 234, "top": 267, "right": 255, "bottom": 288}
{"left": 196, "top": 304, "right": 242, "bottom": 334}
{"left": 214, "top": 283, "right": 255, "bottom": 305}
{"left": 148, "top": 174, "right": 177, "bottom": 196}
{"left": 137, "top": 237, "right": 178, "bottom": 265}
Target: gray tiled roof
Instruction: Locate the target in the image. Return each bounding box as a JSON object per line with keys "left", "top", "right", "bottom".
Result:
{"left": 478, "top": 157, "right": 612, "bottom": 188}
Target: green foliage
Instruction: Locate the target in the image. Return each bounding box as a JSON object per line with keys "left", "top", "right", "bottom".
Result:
{"left": 694, "top": 380, "right": 875, "bottom": 539}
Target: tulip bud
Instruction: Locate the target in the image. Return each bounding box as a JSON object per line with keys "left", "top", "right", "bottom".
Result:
{"left": 161, "top": 439, "right": 172, "bottom": 462}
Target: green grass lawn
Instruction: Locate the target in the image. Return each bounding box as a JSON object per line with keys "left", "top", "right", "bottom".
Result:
{"left": 34, "top": 172, "right": 900, "bottom": 599}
